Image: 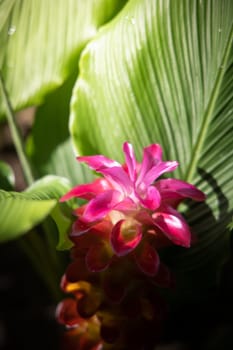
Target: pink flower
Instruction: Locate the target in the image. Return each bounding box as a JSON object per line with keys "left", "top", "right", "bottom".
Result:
{"left": 61, "top": 142, "right": 205, "bottom": 274}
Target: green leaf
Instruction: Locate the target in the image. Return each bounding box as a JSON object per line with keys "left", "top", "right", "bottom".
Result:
{"left": 0, "top": 0, "right": 127, "bottom": 118}
{"left": 0, "top": 0, "right": 15, "bottom": 32}
{"left": 25, "top": 174, "right": 71, "bottom": 198}
{"left": 0, "top": 175, "right": 71, "bottom": 242}
{"left": 26, "top": 74, "right": 93, "bottom": 186}
{"left": 50, "top": 205, "right": 73, "bottom": 251}
{"left": 70, "top": 0, "right": 233, "bottom": 290}
{"left": 0, "top": 160, "right": 15, "bottom": 190}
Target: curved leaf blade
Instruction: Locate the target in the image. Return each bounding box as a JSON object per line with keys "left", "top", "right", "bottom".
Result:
{"left": 0, "top": 190, "right": 55, "bottom": 242}
{"left": 0, "top": 0, "right": 127, "bottom": 118}
{"left": 70, "top": 0, "right": 233, "bottom": 283}
{"left": 0, "top": 175, "right": 71, "bottom": 242}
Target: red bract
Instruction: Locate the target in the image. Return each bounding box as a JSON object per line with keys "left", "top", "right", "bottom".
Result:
{"left": 60, "top": 142, "right": 205, "bottom": 272}
{"left": 58, "top": 142, "right": 206, "bottom": 349}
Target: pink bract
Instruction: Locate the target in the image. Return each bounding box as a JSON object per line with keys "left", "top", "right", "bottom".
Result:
{"left": 60, "top": 142, "right": 205, "bottom": 264}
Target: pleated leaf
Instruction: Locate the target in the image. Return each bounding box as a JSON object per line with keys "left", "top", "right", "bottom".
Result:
{"left": 70, "top": 0, "right": 233, "bottom": 286}
{"left": 0, "top": 0, "right": 127, "bottom": 118}
{"left": 0, "top": 175, "right": 71, "bottom": 242}
{"left": 0, "top": 0, "right": 15, "bottom": 32}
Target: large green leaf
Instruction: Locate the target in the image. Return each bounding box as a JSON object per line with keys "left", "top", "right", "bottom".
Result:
{"left": 70, "top": 0, "right": 233, "bottom": 289}
{"left": 0, "top": 175, "right": 71, "bottom": 242}
{"left": 26, "top": 74, "right": 93, "bottom": 186}
{"left": 0, "top": 0, "right": 127, "bottom": 118}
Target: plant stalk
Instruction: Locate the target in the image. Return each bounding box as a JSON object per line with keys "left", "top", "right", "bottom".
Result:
{"left": 0, "top": 71, "right": 63, "bottom": 300}
{"left": 0, "top": 71, "right": 34, "bottom": 186}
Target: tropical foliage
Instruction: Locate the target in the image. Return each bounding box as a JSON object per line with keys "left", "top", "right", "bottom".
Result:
{"left": 0, "top": 0, "right": 232, "bottom": 348}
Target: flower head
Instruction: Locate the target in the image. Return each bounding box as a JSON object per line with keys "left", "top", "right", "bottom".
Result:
{"left": 58, "top": 142, "right": 205, "bottom": 349}
{"left": 60, "top": 142, "right": 205, "bottom": 275}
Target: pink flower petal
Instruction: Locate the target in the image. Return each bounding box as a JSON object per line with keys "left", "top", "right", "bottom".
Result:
{"left": 155, "top": 178, "right": 206, "bottom": 202}
{"left": 77, "top": 155, "right": 120, "bottom": 170}
{"left": 137, "top": 144, "right": 163, "bottom": 183}
{"left": 78, "top": 154, "right": 132, "bottom": 193}
{"left": 137, "top": 185, "right": 161, "bottom": 210}
{"left": 123, "top": 142, "right": 136, "bottom": 182}
{"left": 71, "top": 219, "right": 112, "bottom": 242}
{"left": 135, "top": 242, "right": 160, "bottom": 276}
{"left": 135, "top": 209, "right": 155, "bottom": 226}
{"left": 113, "top": 197, "right": 137, "bottom": 213}
{"left": 142, "top": 161, "right": 178, "bottom": 186}
{"left": 71, "top": 218, "right": 93, "bottom": 236}
{"left": 86, "top": 242, "right": 113, "bottom": 272}
{"left": 153, "top": 206, "right": 191, "bottom": 247}
{"left": 60, "top": 178, "right": 111, "bottom": 202}
{"left": 100, "top": 166, "right": 132, "bottom": 193}
{"left": 83, "top": 190, "right": 122, "bottom": 222}
{"left": 110, "top": 219, "right": 142, "bottom": 256}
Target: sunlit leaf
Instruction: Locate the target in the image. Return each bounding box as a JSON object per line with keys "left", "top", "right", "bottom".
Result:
{"left": 0, "top": 0, "right": 15, "bottom": 32}
{"left": 0, "top": 160, "right": 15, "bottom": 190}
{"left": 70, "top": 0, "right": 233, "bottom": 290}
{"left": 0, "top": 175, "right": 71, "bottom": 242}
{"left": 0, "top": 0, "right": 127, "bottom": 118}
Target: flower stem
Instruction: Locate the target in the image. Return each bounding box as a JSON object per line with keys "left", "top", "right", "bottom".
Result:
{"left": 0, "top": 71, "right": 34, "bottom": 186}
{"left": 0, "top": 71, "right": 63, "bottom": 300}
